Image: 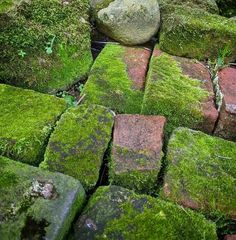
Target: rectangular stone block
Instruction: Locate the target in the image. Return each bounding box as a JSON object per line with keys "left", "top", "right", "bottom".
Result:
{"left": 40, "top": 104, "right": 114, "bottom": 191}
{"left": 141, "top": 47, "right": 218, "bottom": 135}
{"left": 162, "top": 127, "right": 236, "bottom": 219}
{"left": 215, "top": 67, "right": 236, "bottom": 141}
{"left": 110, "top": 114, "right": 166, "bottom": 194}
{"left": 0, "top": 156, "right": 86, "bottom": 240}
{"left": 0, "top": 84, "right": 67, "bottom": 165}
{"left": 159, "top": 5, "right": 236, "bottom": 62}
{"left": 74, "top": 185, "right": 217, "bottom": 240}
{"left": 82, "top": 44, "right": 151, "bottom": 114}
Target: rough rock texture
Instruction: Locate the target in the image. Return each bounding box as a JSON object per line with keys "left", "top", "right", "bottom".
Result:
{"left": 216, "top": 0, "right": 236, "bottom": 17}
{"left": 159, "top": 5, "right": 236, "bottom": 62}
{"left": 90, "top": 0, "right": 160, "bottom": 45}
{"left": 162, "top": 128, "right": 236, "bottom": 219}
{"left": 215, "top": 67, "right": 236, "bottom": 141}
{"left": 74, "top": 185, "right": 217, "bottom": 239}
{"left": 82, "top": 44, "right": 150, "bottom": 114}
{"left": 158, "top": 0, "right": 219, "bottom": 14}
{"left": 110, "top": 115, "right": 166, "bottom": 194}
{"left": 0, "top": 0, "right": 92, "bottom": 93}
{"left": 141, "top": 47, "right": 217, "bottom": 135}
{"left": 0, "top": 155, "right": 86, "bottom": 240}
{"left": 224, "top": 235, "right": 236, "bottom": 240}
{"left": 40, "top": 105, "right": 114, "bottom": 192}
{"left": 0, "top": 84, "right": 67, "bottom": 165}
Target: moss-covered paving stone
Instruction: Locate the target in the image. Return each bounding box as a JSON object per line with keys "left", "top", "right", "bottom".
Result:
{"left": 0, "top": 0, "right": 92, "bottom": 93}
{"left": 81, "top": 44, "right": 151, "bottom": 114}
{"left": 0, "top": 155, "right": 86, "bottom": 240}
{"left": 215, "top": 67, "right": 236, "bottom": 141}
{"left": 141, "top": 47, "right": 218, "bottom": 135}
{"left": 40, "top": 104, "right": 114, "bottom": 191}
{"left": 158, "top": 0, "right": 219, "bottom": 14}
{"left": 109, "top": 114, "right": 166, "bottom": 195}
{"left": 159, "top": 5, "right": 236, "bottom": 62}
{"left": 74, "top": 185, "right": 217, "bottom": 240}
{"left": 0, "top": 84, "right": 67, "bottom": 165}
{"left": 162, "top": 127, "right": 236, "bottom": 219}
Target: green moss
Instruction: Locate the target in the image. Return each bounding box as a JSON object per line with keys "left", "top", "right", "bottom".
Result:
{"left": 82, "top": 44, "right": 144, "bottom": 114}
{"left": 159, "top": 5, "right": 236, "bottom": 61}
{"left": 109, "top": 145, "right": 163, "bottom": 195}
{"left": 40, "top": 104, "right": 114, "bottom": 192}
{"left": 0, "top": 84, "right": 67, "bottom": 165}
{"left": 0, "top": 0, "right": 92, "bottom": 93}
{"left": 162, "top": 127, "right": 236, "bottom": 219}
{"left": 75, "top": 185, "right": 217, "bottom": 239}
{"left": 0, "top": 155, "right": 86, "bottom": 240}
{"left": 216, "top": 0, "right": 236, "bottom": 17}
{"left": 158, "top": 0, "right": 219, "bottom": 14}
{"left": 141, "top": 50, "right": 209, "bottom": 135}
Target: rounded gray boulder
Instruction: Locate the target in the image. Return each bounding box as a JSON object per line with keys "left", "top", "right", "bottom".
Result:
{"left": 90, "top": 0, "right": 161, "bottom": 45}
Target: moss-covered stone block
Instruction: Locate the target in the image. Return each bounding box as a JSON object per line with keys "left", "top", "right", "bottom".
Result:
{"left": 74, "top": 185, "right": 217, "bottom": 239}
{"left": 110, "top": 114, "right": 166, "bottom": 195}
{"left": 40, "top": 104, "right": 114, "bottom": 191}
{"left": 216, "top": 0, "right": 236, "bottom": 17}
{"left": 0, "top": 155, "right": 86, "bottom": 240}
{"left": 0, "top": 84, "right": 67, "bottom": 165}
{"left": 159, "top": 5, "right": 236, "bottom": 62}
{"left": 0, "top": 0, "right": 92, "bottom": 93}
{"left": 82, "top": 44, "right": 150, "bottom": 114}
{"left": 158, "top": 0, "right": 219, "bottom": 14}
{"left": 162, "top": 127, "right": 236, "bottom": 219}
{"left": 141, "top": 47, "right": 217, "bottom": 135}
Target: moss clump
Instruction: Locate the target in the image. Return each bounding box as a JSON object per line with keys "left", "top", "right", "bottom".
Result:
{"left": 40, "top": 104, "right": 114, "bottom": 192}
{"left": 216, "top": 0, "right": 236, "bottom": 17}
{"left": 0, "top": 84, "right": 67, "bottom": 165}
{"left": 75, "top": 185, "right": 217, "bottom": 239}
{"left": 158, "top": 0, "right": 219, "bottom": 14}
{"left": 159, "top": 5, "right": 236, "bottom": 62}
{"left": 109, "top": 145, "right": 163, "bottom": 195}
{"left": 82, "top": 44, "right": 144, "bottom": 114}
{"left": 0, "top": 155, "right": 86, "bottom": 240}
{"left": 141, "top": 49, "right": 209, "bottom": 135}
{"left": 162, "top": 127, "right": 236, "bottom": 220}
{"left": 0, "top": 0, "right": 92, "bottom": 93}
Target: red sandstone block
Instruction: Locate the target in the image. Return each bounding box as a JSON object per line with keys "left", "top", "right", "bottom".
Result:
{"left": 110, "top": 114, "right": 166, "bottom": 194}
{"left": 224, "top": 235, "right": 236, "bottom": 240}
{"left": 215, "top": 67, "right": 236, "bottom": 141}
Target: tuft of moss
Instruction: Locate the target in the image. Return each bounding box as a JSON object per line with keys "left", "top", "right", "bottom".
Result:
{"left": 0, "top": 84, "right": 67, "bottom": 165}
{"left": 81, "top": 44, "right": 144, "bottom": 114}
{"left": 159, "top": 5, "right": 236, "bottom": 62}
{"left": 74, "top": 185, "right": 217, "bottom": 239}
{"left": 158, "top": 0, "right": 219, "bottom": 14}
{"left": 0, "top": 155, "right": 86, "bottom": 240}
{"left": 40, "top": 104, "right": 114, "bottom": 192}
{"left": 0, "top": 0, "right": 92, "bottom": 93}
{"left": 141, "top": 48, "right": 209, "bottom": 135}
{"left": 161, "top": 127, "right": 236, "bottom": 220}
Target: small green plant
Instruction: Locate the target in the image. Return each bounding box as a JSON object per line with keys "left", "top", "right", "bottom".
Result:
{"left": 18, "top": 50, "right": 26, "bottom": 58}
{"left": 57, "top": 91, "right": 77, "bottom": 107}
{"left": 78, "top": 83, "right": 84, "bottom": 92}
{"left": 45, "top": 36, "right": 56, "bottom": 55}
{"left": 215, "top": 45, "right": 231, "bottom": 71}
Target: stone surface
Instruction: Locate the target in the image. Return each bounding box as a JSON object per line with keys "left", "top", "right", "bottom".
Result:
{"left": 0, "top": 84, "right": 67, "bottom": 165}
{"left": 158, "top": 0, "right": 219, "bottom": 14}
{"left": 162, "top": 127, "right": 236, "bottom": 219}
{"left": 0, "top": 155, "right": 86, "bottom": 240}
{"left": 141, "top": 46, "right": 218, "bottom": 135}
{"left": 90, "top": 0, "right": 160, "bottom": 45}
{"left": 40, "top": 105, "right": 114, "bottom": 192}
{"left": 215, "top": 67, "right": 236, "bottom": 141}
{"left": 0, "top": 0, "right": 92, "bottom": 93}
{"left": 82, "top": 44, "right": 150, "bottom": 113}
{"left": 74, "top": 185, "right": 217, "bottom": 239}
{"left": 110, "top": 114, "right": 166, "bottom": 194}
{"left": 159, "top": 5, "right": 236, "bottom": 62}
{"left": 224, "top": 235, "right": 236, "bottom": 240}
